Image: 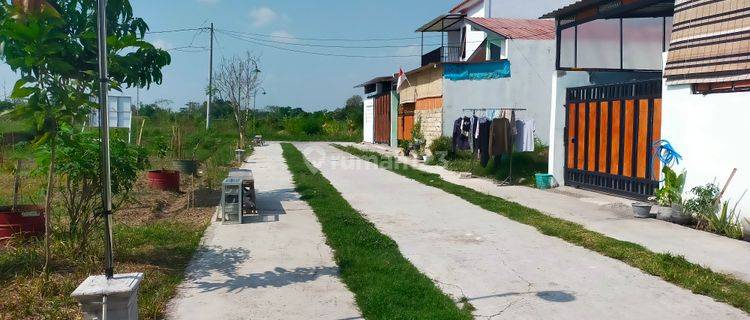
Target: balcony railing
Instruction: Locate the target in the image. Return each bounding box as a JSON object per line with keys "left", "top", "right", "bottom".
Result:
{"left": 421, "top": 46, "right": 462, "bottom": 66}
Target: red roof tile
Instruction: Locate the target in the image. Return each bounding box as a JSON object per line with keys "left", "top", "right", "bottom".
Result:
{"left": 466, "top": 18, "right": 556, "bottom": 40}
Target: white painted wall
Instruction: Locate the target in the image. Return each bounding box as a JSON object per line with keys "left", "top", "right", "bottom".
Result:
{"left": 442, "top": 39, "right": 556, "bottom": 145}
{"left": 661, "top": 84, "right": 750, "bottom": 220}
{"left": 547, "top": 71, "right": 594, "bottom": 182}
{"left": 487, "top": 0, "right": 575, "bottom": 18}
{"left": 363, "top": 98, "right": 374, "bottom": 143}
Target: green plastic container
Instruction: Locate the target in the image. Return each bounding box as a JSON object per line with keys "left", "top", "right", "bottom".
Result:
{"left": 535, "top": 173, "right": 553, "bottom": 189}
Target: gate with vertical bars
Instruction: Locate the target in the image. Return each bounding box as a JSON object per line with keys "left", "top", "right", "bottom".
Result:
{"left": 564, "top": 80, "right": 663, "bottom": 199}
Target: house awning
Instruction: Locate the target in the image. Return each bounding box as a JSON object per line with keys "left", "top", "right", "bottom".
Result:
{"left": 416, "top": 14, "right": 466, "bottom": 32}
{"left": 541, "top": 0, "right": 675, "bottom": 28}
{"left": 664, "top": 0, "right": 750, "bottom": 85}
{"left": 354, "top": 76, "right": 394, "bottom": 88}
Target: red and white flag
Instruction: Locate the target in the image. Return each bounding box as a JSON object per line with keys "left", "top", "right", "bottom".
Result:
{"left": 397, "top": 68, "right": 409, "bottom": 89}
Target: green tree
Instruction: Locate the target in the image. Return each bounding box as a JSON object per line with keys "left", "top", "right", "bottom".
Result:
{"left": 36, "top": 125, "right": 148, "bottom": 252}
{"left": 0, "top": 0, "right": 170, "bottom": 272}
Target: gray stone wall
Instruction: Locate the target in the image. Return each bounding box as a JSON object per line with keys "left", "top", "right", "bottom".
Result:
{"left": 415, "top": 108, "right": 443, "bottom": 154}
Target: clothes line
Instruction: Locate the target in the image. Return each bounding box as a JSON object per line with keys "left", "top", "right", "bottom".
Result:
{"left": 462, "top": 107, "right": 527, "bottom": 111}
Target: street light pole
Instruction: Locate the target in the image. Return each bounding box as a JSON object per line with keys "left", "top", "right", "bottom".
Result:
{"left": 96, "top": 0, "right": 115, "bottom": 279}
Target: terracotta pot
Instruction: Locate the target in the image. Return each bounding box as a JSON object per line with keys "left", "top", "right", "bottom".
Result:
{"left": 147, "top": 170, "right": 180, "bottom": 192}
{"left": 0, "top": 205, "right": 45, "bottom": 240}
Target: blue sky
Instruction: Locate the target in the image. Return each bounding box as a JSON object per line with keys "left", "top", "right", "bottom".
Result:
{"left": 0, "top": 0, "right": 565, "bottom": 111}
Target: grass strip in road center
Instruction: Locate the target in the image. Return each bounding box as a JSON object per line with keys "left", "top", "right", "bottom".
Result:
{"left": 334, "top": 144, "right": 750, "bottom": 314}
{"left": 280, "top": 143, "right": 472, "bottom": 320}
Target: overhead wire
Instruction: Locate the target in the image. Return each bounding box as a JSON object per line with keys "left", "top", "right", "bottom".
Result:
{"left": 215, "top": 28, "right": 440, "bottom": 42}
{"left": 219, "top": 29, "right": 479, "bottom": 49}
{"left": 217, "top": 31, "right": 422, "bottom": 59}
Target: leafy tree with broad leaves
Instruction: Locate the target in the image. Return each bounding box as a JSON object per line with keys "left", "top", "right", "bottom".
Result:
{"left": 35, "top": 125, "right": 149, "bottom": 252}
{"left": 0, "top": 0, "right": 170, "bottom": 272}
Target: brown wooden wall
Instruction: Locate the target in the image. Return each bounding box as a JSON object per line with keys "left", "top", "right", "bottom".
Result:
{"left": 374, "top": 93, "right": 391, "bottom": 145}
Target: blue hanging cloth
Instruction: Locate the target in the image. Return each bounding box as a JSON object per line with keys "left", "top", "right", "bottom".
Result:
{"left": 444, "top": 61, "right": 511, "bottom": 81}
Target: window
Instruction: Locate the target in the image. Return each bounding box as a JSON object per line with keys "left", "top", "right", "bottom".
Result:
{"left": 692, "top": 81, "right": 750, "bottom": 94}
{"left": 486, "top": 36, "right": 505, "bottom": 61}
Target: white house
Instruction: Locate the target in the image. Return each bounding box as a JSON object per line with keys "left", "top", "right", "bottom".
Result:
{"left": 397, "top": 0, "right": 562, "bottom": 150}
{"left": 543, "top": 0, "right": 750, "bottom": 226}
{"left": 661, "top": 0, "right": 750, "bottom": 222}
{"left": 542, "top": 0, "right": 673, "bottom": 199}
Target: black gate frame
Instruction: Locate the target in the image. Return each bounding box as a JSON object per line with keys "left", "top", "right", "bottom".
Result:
{"left": 564, "top": 80, "right": 662, "bottom": 199}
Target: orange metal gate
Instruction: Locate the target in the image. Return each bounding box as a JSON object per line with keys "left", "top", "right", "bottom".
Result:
{"left": 398, "top": 103, "right": 415, "bottom": 141}
{"left": 564, "top": 80, "right": 662, "bottom": 198}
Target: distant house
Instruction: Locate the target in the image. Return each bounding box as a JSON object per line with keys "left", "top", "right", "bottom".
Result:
{"left": 398, "top": 0, "right": 559, "bottom": 151}
{"left": 356, "top": 76, "right": 396, "bottom": 146}
{"left": 542, "top": 0, "right": 675, "bottom": 199}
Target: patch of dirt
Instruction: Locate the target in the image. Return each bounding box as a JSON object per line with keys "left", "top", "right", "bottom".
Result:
{"left": 117, "top": 173, "right": 221, "bottom": 226}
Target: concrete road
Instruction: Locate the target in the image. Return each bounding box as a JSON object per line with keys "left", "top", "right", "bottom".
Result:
{"left": 297, "top": 142, "right": 748, "bottom": 320}
{"left": 352, "top": 142, "right": 750, "bottom": 284}
{"left": 167, "top": 143, "right": 361, "bottom": 320}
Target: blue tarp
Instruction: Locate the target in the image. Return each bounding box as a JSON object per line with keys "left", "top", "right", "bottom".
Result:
{"left": 443, "top": 60, "right": 511, "bottom": 81}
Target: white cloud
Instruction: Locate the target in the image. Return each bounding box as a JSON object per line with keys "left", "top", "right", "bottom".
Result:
{"left": 270, "top": 30, "right": 296, "bottom": 43}
{"left": 196, "top": 0, "right": 220, "bottom": 5}
{"left": 152, "top": 39, "right": 173, "bottom": 50}
{"left": 249, "top": 7, "right": 279, "bottom": 27}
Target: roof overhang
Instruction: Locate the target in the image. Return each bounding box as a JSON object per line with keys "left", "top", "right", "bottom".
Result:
{"left": 541, "top": 0, "right": 674, "bottom": 28}
{"left": 416, "top": 13, "right": 466, "bottom": 32}
{"left": 354, "top": 76, "right": 394, "bottom": 88}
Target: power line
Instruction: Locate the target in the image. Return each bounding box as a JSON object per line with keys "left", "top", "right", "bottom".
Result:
{"left": 216, "top": 28, "right": 441, "bottom": 42}
{"left": 146, "top": 27, "right": 208, "bottom": 34}
{"left": 219, "top": 29, "right": 471, "bottom": 49}
{"left": 217, "top": 31, "right": 421, "bottom": 59}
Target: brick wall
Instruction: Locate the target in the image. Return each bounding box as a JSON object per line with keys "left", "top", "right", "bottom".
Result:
{"left": 414, "top": 107, "right": 443, "bottom": 155}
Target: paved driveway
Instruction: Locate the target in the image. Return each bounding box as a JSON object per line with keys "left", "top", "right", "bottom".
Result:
{"left": 297, "top": 142, "right": 747, "bottom": 320}
{"left": 167, "top": 143, "right": 360, "bottom": 320}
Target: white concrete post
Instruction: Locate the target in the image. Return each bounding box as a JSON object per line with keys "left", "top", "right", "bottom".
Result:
{"left": 71, "top": 273, "right": 144, "bottom": 320}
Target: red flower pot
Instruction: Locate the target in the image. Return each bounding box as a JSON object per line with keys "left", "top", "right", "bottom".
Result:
{"left": 0, "top": 205, "right": 45, "bottom": 241}
{"left": 147, "top": 170, "right": 180, "bottom": 192}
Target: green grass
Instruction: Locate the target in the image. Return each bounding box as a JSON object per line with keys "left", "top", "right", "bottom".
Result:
{"left": 0, "top": 219, "right": 207, "bottom": 319}
{"left": 280, "top": 143, "right": 472, "bottom": 320}
{"left": 334, "top": 144, "right": 750, "bottom": 315}
{"left": 433, "top": 149, "right": 548, "bottom": 186}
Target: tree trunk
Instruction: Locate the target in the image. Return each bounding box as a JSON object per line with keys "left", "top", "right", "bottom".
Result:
{"left": 42, "top": 130, "right": 57, "bottom": 275}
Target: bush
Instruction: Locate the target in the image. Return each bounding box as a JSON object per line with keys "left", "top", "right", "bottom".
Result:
{"left": 429, "top": 136, "right": 452, "bottom": 156}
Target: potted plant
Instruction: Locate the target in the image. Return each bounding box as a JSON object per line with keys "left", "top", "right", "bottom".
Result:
{"left": 684, "top": 183, "right": 721, "bottom": 230}
{"left": 398, "top": 140, "right": 410, "bottom": 156}
{"left": 147, "top": 136, "right": 180, "bottom": 191}
{"left": 170, "top": 126, "right": 199, "bottom": 176}
{"left": 654, "top": 166, "right": 691, "bottom": 224}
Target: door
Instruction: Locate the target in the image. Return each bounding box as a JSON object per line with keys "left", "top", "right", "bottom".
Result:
{"left": 564, "top": 80, "right": 662, "bottom": 198}
{"left": 363, "top": 98, "right": 374, "bottom": 143}
{"left": 398, "top": 103, "right": 415, "bottom": 141}
{"left": 374, "top": 93, "right": 391, "bottom": 145}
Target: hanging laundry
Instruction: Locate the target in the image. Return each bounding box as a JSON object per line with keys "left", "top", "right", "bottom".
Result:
{"left": 514, "top": 119, "right": 536, "bottom": 152}
{"left": 489, "top": 117, "right": 512, "bottom": 156}
{"left": 476, "top": 117, "right": 491, "bottom": 167}
{"left": 452, "top": 117, "right": 471, "bottom": 152}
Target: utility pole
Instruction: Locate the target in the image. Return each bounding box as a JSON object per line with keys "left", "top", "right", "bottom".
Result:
{"left": 206, "top": 22, "right": 214, "bottom": 130}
